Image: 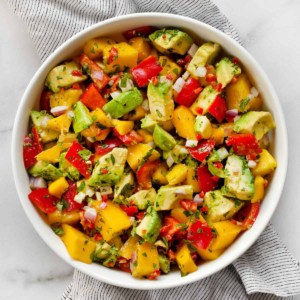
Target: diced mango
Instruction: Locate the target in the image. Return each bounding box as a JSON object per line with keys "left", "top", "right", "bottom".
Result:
{"left": 93, "top": 200, "right": 132, "bottom": 241}
{"left": 159, "top": 56, "right": 182, "bottom": 82}
{"left": 127, "top": 143, "right": 160, "bottom": 171}
{"left": 36, "top": 145, "right": 61, "bottom": 163}
{"left": 132, "top": 242, "right": 159, "bottom": 278}
{"left": 95, "top": 128, "right": 111, "bottom": 141}
{"left": 108, "top": 236, "right": 124, "bottom": 249}
{"left": 124, "top": 105, "right": 147, "bottom": 121}
{"left": 48, "top": 210, "right": 80, "bottom": 225}
{"left": 81, "top": 124, "right": 111, "bottom": 140}
{"left": 210, "top": 221, "right": 242, "bottom": 251}
{"left": 137, "top": 129, "right": 153, "bottom": 144}
{"left": 211, "top": 126, "right": 225, "bottom": 145}
{"left": 219, "top": 122, "right": 234, "bottom": 137}
{"left": 197, "top": 247, "right": 224, "bottom": 261}
{"left": 128, "top": 37, "right": 152, "bottom": 62}
{"left": 112, "top": 119, "right": 134, "bottom": 135}
{"left": 184, "top": 167, "right": 200, "bottom": 193}
{"left": 166, "top": 164, "right": 188, "bottom": 186}
{"left": 119, "top": 236, "right": 139, "bottom": 259}
{"left": 47, "top": 113, "right": 72, "bottom": 133}
{"left": 171, "top": 208, "right": 189, "bottom": 223}
{"left": 175, "top": 244, "right": 198, "bottom": 276}
{"left": 152, "top": 164, "right": 168, "bottom": 185}
{"left": 61, "top": 224, "right": 96, "bottom": 264}
{"left": 103, "top": 42, "right": 138, "bottom": 73}
{"left": 172, "top": 106, "right": 197, "bottom": 140}
{"left": 90, "top": 108, "right": 113, "bottom": 127}
{"left": 49, "top": 89, "right": 82, "bottom": 109}
{"left": 158, "top": 120, "right": 174, "bottom": 132}
{"left": 58, "top": 133, "right": 77, "bottom": 144}
{"left": 252, "top": 149, "right": 277, "bottom": 177}
{"left": 251, "top": 176, "right": 265, "bottom": 203}
{"left": 83, "top": 37, "right": 116, "bottom": 59}
{"left": 48, "top": 177, "right": 69, "bottom": 198}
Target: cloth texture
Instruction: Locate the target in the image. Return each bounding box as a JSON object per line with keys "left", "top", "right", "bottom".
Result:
{"left": 7, "top": 0, "right": 300, "bottom": 299}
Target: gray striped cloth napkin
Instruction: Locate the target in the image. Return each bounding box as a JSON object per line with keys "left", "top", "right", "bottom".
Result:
{"left": 7, "top": 0, "right": 300, "bottom": 299}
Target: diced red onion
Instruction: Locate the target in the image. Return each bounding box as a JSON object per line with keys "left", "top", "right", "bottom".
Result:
{"left": 261, "top": 134, "right": 270, "bottom": 148}
{"left": 130, "top": 251, "right": 137, "bottom": 272}
{"left": 84, "top": 207, "right": 97, "bottom": 223}
{"left": 248, "top": 160, "right": 257, "bottom": 168}
{"left": 110, "top": 91, "right": 122, "bottom": 99}
{"left": 225, "top": 109, "right": 238, "bottom": 118}
{"left": 250, "top": 87, "right": 259, "bottom": 97}
{"left": 74, "top": 192, "right": 86, "bottom": 204}
{"left": 182, "top": 71, "right": 190, "bottom": 80}
{"left": 187, "top": 43, "right": 199, "bottom": 57}
{"left": 95, "top": 192, "right": 102, "bottom": 200}
{"left": 93, "top": 71, "right": 104, "bottom": 80}
{"left": 67, "top": 110, "right": 75, "bottom": 118}
{"left": 29, "top": 177, "right": 47, "bottom": 189}
{"left": 99, "top": 201, "right": 107, "bottom": 210}
{"left": 50, "top": 106, "right": 68, "bottom": 116}
{"left": 195, "top": 66, "right": 207, "bottom": 77}
{"left": 173, "top": 77, "right": 185, "bottom": 93}
{"left": 85, "top": 187, "right": 95, "bottom": 197}
{"left": 185, "top": 139, "right": 198, "bottom": 147}
{"left": 193, "top": 194, "right": 203, "bottom": 205}
{"left": 166, "top": 154, "right": 174, "bottom": 168}
{"left": 120, "top": 79, "right": 134, "bottom": 92}
{"left": 234, "top": 115, "right": 241, "bottom": 123}
{"left": 100, "top": 186, "right": 113, "bottom": 195}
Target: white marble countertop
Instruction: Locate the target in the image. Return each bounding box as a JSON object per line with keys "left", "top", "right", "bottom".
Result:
{"left": 1, "top": 0, "right": 300, "bottom": 299}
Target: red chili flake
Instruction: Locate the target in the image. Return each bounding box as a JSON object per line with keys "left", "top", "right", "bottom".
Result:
{"left": 148, "top": 270, "right": 160, "bottom": 280}
{"left": 231, "top": 76, "right": 238, "bottom": 83}
{"left": 232, "top": 57, "right": 239, "bottom": 64}
{"left": 194, "top": 87, "right": 203, "bottom": 95}
{"left": 206, "top": 73, "right": 217, "bottom": 82}
{"left": 136, "top": 211, "right": 145, "bottom": 220}
{"left": 108, "top": 47, "right": 118, "bottom": 64}
{"left": 151, "top": 76, "right": 158, "bottom": 86}
{"left": 101, "top": 168, "right": 108, "bottom": 174}
{"left": 264, "top": 179, "right": 269, "bottom": 188}
{"left": 72, "top": 83, "right": 80, "bottom": 90}
{"left": 166, "top": 74, "right": 173, "bottom": 81}
{"left": 211, "top": 175, "right": 219, "bottom": 182}
{"left": 196, "top": 134, "right": 202, "bottom": 141}
{"left": 200, "top": 206, "right": 208, "bottom": 213}
{"left": 216, "top": 83, "right": 223, "bottom": 92}
{"left": 196, "top": 107, "right": 203, "bottom": 115}
{"left": 94, "top": 233, "right": 103, "bottom": 241}
{"left": 211, "top": 81, "right": 217, "bottom": 88}
{"left": 71, "top": 70, "right": 83, "bottom": 77}
{"left": 184, "top": 54, "right": 192, "bottom": 64}
{"left": 200, "top": 191, "right": 205, "bottom": 198}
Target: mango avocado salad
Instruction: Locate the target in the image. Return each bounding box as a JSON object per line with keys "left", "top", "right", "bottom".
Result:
{"left": 23, "top": 26, "right": 277, "bottom": 279}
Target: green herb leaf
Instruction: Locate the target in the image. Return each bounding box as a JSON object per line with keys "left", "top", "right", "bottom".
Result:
{"left": 78, "top": 149, "right": 92, "bottom": 161}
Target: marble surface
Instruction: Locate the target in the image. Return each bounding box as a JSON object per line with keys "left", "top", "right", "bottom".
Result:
{"left": 1, "top": 0, "right": 300, "bottom": 299}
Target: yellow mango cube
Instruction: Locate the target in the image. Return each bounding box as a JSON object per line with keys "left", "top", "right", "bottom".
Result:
{"left": 83, "top": 37, "right": 116, "bottom": 59}
{"left": 90, "top": 108, "right": 113, "bottom": 127}
{"left": 175, "top": 244, "right": 198, "bottom": 276}
{"left": 93, "top": 200, "right": 132, "bottom": 241}
{"left": 128, "top": 37, "right": 152, "bottom": 62}
{"left": 252, "top": 149, "right": 277, "bottom": 177}
{"left": 48, "top": 177, "right": 69, "bottom": 198}
{"left": 159, "top": 56, "right": 182, "bottom": 82}
{"left": 172, "top": 106, "right": 197, "bottom": 140}
{"left": 171, "top": 207, "right": 206, "bottom": 224}
{"left": 36, "top": 145, "right": 61, "bottom": 163}
{"left": 132, "top": 242, "right": 159, "bottom": 278}
{"left": 127, "top": 143, "right": 160, "bottom": 171}
{"left": 119, "top": 237, "right": 139, "bottom": 259}
{"left": 124, "top": 105, "right": 147, "bottom": 121}
{"left": 210, "top": 221, "right": 242, "bottom": 251}
{"left": 197, "top": 247, "right": 224, "bottom": 261}
{"left": 112, "top": 119, "right": 134, "bottom": 135}
{"left": 108, "top": 236, "right": 124, "bottom": 249}
{"left": 103, "top": 42, "right": 138, "bottom": 73}
{"left": 49, "top": 89, "right": 82, "bottom": 109}
{"left": 211, "top": 126, "right": 225, "bottom": 145}
{"left": 48, "top": 210, "right": 80, "bottom": 225}
{"left": 152, "top": 164, "right": 168, "bottom": 185}
{"left": 251, "top": 176, "right": 265, "bottom": 203}
{"left": 137, "top": 129, "right": 153, "bottom": 143}
{"left": 61, "top": 224, "right": 96, "bottom": 264}
{"left": 166, "top": 164, "right": 188, "bottom": 186}
{"left": 158, "top": 120, "right": 174, "bottom": 132}
{"left": 95, "top": 128, "right": 111, "bottom": 141}
{"left": 184, "top": 167, "right": 200, "bottom": 193}
{"left": 47, "top": 113, "right": 71, "bottom": 133}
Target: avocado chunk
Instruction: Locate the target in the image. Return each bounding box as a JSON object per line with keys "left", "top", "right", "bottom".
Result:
{"left": 129, "top": 188, "right": 156, "bottom": 210}
{"left": 73, "top": 101, "right": 93, "bottom": 133}
{"left": 29, "top": 161, "right": 63, "bottom": 181}
{"left": 114, "top": 169, "right": 135, "bottom": 203}
{"left": 87, "top": 148, "right": 128, "bottom": 187}
{"left": 187, "top": 42, "right": 220, "bottom": 77}
{"left": 190, "top": 85, "right": 220, "bottom": 115}
{"left": 216, "top": 57, "right": 241, "bottom": 88}
{"left": 208, "top": 161, "right": 225, "bottom": 178}
{"left": 136, "top": 208, "right": 162, "bottom": 243}
{"left": 234, "top": 111, "right": 276, "bottom": 140}
{"left": 153, "top": 125, "right": 176, "bottom": 151}
{"left": 155, "top": 185, "right": 193, "bottom": 211}
{"left": 45, "top": 61, "right": 87, "bottom": 93}
{"left": 30, "top": 110, "right": 60, "bottom": 143}
{"left": 103, "top": 88, "right": 143, "bottom": 119}
{"left": 208, "top": 147, "right": 229, "bottom": 163}
{"left": 158, "top": 254, "right": 170, "bottom": 274}
{"left": 59, "top": 152, "right": 80, "bottom": 181}
{"left": 147, "top": 81, "right": 174, "bottom": 122}
{"left": 204, "top": 190, "right": 244, "bottom": 223}
{"left": 222, "top": 154, "right": 254, "bottom": 200}
{"left": 149, "top": 29, "right": 193, "bottom": 55}
{"left": 194, "top": 115, "right": 212, "bottom": 139}
{"left": 141, "top": 114, "right": 157, "bottom": 133}
{"left": 163, "top": 144, "right": 189, "bottom": 164}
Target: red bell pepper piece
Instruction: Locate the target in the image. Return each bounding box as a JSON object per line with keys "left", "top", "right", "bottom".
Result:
{"left": 180, "top": 200, "right": 197, "bottom": 212}
{"left": 62, "top": 182, "right": 84, "bottom": 212}
{"left": 207, "top": 94, "right": 227, "bottom": 123}
{"left": 113, "top": 129, "right": 144, "bottom": 145}
{"left": 136, "top": 160, "right": 161, "bottom": 189}
{"left": 147, "top": 269, "right": 161, "bottom": 280}
{"left": 28, "top": 188, "right": 58, "bottom": 214}
{"left": 65, "top": 141, "right": 92, "bottom": 178}
{"left": 226, "top": 133, "right": 262, "bottom": 157}
{"left": 23, "top": 127, "right": 43, "bottom": 169}
{"left": 233, "top": 203, "right": 260, "bottom": 230}
{"left": 197, "top": 165, "right": 219, "bottom": 193}
{"left": 116, "top": 258, "right": 131, "bottom": 273}
{"left": 160, "top": 216, "right": 181, "bottom": 241}
{"left": 94, "top": 137, "right": 123, "bottom": 156}
{"left": 120, "top": 205, "right": 139, "bottom": 216}
{"left": 175, "top": 77, "right": 202, "bottom": 107}
{"left": 123, "top": 26, "right": 156, "bottom": 39}
{"left": 40, "top": 90, "right": 52, "bottom": 113}
{"left": 186, "top": 139, "right": 215, "bottom": 162}
{"left": 81, "top": 83, "right": 107, "bottom": 110}
{"left": 187, "top": 220, "right": 213, "bottom": 250}
{"left": 79, "top": 54, "right": 110, "bottom": 91}
{"left": 131, "top": 55, "right": 163, "bottom": 87}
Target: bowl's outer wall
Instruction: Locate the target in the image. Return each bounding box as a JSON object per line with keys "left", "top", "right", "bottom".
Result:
{"left": 12, "top": 13, "right": 288, "bottom": 289}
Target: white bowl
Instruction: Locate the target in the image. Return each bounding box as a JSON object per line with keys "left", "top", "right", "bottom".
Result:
{"left": 11, "top": 13, "right": 288, "bottom": 289}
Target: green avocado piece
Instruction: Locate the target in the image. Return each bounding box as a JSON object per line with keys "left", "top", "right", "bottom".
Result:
{"left": 222, "top": 154, "right": 254, "bottom": 200}
{"left": 153, "top": 125, "right": 176, "bottom": 151}
{"left": 129, "top": 188, "right": 157, "bottom": 210}
{"left": 136, "top": 208, "right": 162, "bottom": 243}
{"left": 184, "top": 155, "right": 199, "bottom": 168}
{"left": 29, "top": 161, "right": 63, "bottom": 181}
{"left": 73, "top": 101, "right": 93, "bottom": 133}
{"left": 147, "top": 81, "right": 174, "bottom": 122}
{"left": 158, "top": 254, "right": 171, "bottom": 274}
{"left": 204, "top": 190, "right": 244, "bottom": 224}
{"left": 114, "top": 169, "right": 135, "bottom": 203}
{"left": 87, "top": 148, "right": 128, "bottom": 187}
{"left": 187, "top": 42, "right": 220, "bottom": 77}
{"left": 45, "top": 61, "right": 87, "bottom": 93}
{"left": 141, "top": 114, "right": 157, "bottom": 133}
{"left": 163, "top": 144, "right": 189, "bottom": 164}
{"left": 149, "top": 29, "right": 193, "bottom": 55}
{"left": 216, "top": 57, "right": 241, "bottom": 88}
{"left": 92, "top": 240, "right": 111, "bottom": 261}
{"left": 208, "top": 161, "right": 225, "bottom": 178}
{"left": 234, "top": 111, "right": 276, "bottom": 140}
{"left": 155, "top": 185, "right": 193, "bottom": 211}
{"left": 103, "top": 88, "right": 143, "bottom": 119}
{"left": 59, "top": 152, "right": 80, "bottom": 181}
